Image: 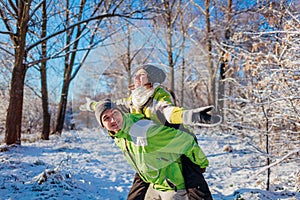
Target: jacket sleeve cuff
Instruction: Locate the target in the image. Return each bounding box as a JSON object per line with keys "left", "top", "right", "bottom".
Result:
{"left": 182, "top": 110, "right": 193, "bottom": 125}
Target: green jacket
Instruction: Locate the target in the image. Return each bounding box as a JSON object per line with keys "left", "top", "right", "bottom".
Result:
{"left": 108, "top": 113, "right": 209, "bottom": 191}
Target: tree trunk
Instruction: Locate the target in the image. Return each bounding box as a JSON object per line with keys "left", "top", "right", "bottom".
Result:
{"left": 218, "top": 0, "right": 232, "bottom": 119}
{"left": 52, "top": 0, "right": 75, "bottom": 135}
{"left": 41, "top": 63, "right": 51, "bottom": 139}
{"left": 181, "top": 56, "right": 185, "bottom": 107}
{"left": 5, "top": 65, "right": 27, "bottom": 145}
{"left": 5, "top": 1, "right": 30, "bottom": 145}
{"left": 180, "top": 35, "right": 186, "bottom": 107}
{"left": 40, "top": 0, "right": 51, "bottom": 140}
{"left": 164, "top": 0, "right": 175, "bottom": 91}
{"left": 125, "top": 21, "right": 132, "bottom": 96}
{"left": 205, "top": 0, "right": 215, "bottom": 106}
{"left": 53, "top": 71, "right": 71, "bottom": 135}
{"left": 262, "top": 104, "right": 271, "bottom": 191}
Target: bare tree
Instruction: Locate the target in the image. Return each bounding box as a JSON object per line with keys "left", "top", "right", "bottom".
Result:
{"left": 151, "top": 0, "right": 182, "bottom": 91}
{"left": 218, "top": 0, "right": 232, "bottom": 119}
{"left": 52, "top": 0, "right": 94, "bottom": 135}
{"left": 190, "top": 0, "right": 220, "bottom": 106}
{"left": 204, "top": 0, "right": 215, "bottom": 105}
{"left": 0, "top": 0, "right": 153, "bottom": 144}
{"left": 52, "top": 0, "right": 155, "bottom": 135}
{"left": 177, "top": 1, "right": 194, "bottom": 107}
{"left": 1, "top": 0, "right": 37, "bottom": 145}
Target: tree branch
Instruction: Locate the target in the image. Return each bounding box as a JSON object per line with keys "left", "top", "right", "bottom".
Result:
{"left": 26, "top": 9, "right": 153, "bottom": 51}
{"left": 255, "top": 148, "right": 300, "bottom": 176}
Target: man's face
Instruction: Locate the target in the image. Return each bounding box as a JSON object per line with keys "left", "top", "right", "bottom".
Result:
{"left": 101, "top": 108, "right": 123, "bottom": 133}
{"left": 134, "top": 69, "right": 148, "bottom": 88}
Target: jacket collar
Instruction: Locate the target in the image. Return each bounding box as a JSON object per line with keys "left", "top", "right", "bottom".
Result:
{"left": 108, "top": 113, "right": 144, "bottom": 139}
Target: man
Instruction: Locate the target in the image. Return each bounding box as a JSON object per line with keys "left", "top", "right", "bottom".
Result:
{"left": 95, "top": 99, "right": 213, "bottom": 200}
{"left": 81, "top": 64, "right": 218, "bottom": 199}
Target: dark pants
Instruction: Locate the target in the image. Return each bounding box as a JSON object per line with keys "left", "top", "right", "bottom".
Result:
{"left": 127, "top": 156, "right": 213, "bottom": 200}
{"left": 127, "top": 173, "right": 150, "bottom": 200}
{"left": 187, "top": 186, "right": 213, "bottom": 200}
{"left": 181, "top": 155, "right": 213, "bottom": 200}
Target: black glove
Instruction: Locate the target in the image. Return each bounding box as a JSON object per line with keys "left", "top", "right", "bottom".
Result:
{"left": 192, "top": 107, "right": 212, "bottom": 124}
{"left": 182, "top": 106, "right": 222, "bottom": 127}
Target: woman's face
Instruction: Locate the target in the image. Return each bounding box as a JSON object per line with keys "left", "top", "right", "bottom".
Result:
{"left": 134, "top": 69, "right": 148, "bottom": 88}
{"left": 101, "top": 108, "right": 123, "bottom": 133}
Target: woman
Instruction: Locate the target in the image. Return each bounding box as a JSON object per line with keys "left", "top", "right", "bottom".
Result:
{"left": 82, "top": 64, "right": 220, "bottom": 127}
{"left": 95, "top": 99, "right": 210, "bottom": 200}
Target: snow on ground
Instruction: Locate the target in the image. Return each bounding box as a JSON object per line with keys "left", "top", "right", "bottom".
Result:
{"left": 0, "top": 128, "right": 299, "bottom": 200}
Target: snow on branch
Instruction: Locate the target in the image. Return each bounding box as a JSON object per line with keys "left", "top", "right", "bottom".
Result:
{"left": 255, "top": 148, "right": 300, "bottom": 176}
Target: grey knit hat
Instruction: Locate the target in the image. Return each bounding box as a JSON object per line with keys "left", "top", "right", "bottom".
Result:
{"left": 133, "top": 64, "right": 166, "bottom": 84}
{"left": 95, "top": 99, "right": 118, "bottom": 127}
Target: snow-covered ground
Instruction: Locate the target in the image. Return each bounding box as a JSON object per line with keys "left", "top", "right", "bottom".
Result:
{"left": 0, "top": 129, "right": 299, "bottom": 200}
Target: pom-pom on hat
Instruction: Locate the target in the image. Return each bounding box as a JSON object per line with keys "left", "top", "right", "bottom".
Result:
{"left": 133, "top": 64, "right": 166, "bottom": 84}
{"left": 95, "top": 99, "right": 117, "bottom": 127}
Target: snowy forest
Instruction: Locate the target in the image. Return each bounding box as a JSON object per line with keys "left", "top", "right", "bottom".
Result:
{"left": 0, "top": 0, "right": 299, "bottom": 199}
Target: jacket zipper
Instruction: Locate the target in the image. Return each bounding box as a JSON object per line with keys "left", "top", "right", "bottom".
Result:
{"left": 124, "top": 139, "right": 147, "bottom": 181}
